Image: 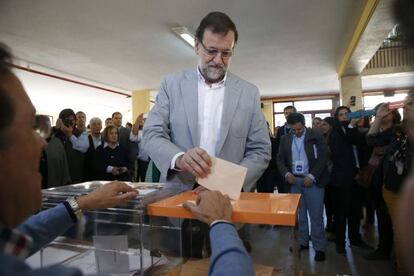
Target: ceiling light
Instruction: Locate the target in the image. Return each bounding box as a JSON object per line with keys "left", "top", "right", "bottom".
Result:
{"left": 172, "top": 26, "right": 195, "bottom": 47}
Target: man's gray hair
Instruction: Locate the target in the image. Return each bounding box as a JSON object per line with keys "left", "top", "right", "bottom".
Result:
{"left": 89, "top": 117, "right": 102, "bottom": 124}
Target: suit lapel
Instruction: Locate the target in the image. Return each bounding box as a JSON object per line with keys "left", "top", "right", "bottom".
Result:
{"left": 180, "top": 69, "right": 199, "bottom": 147}
{"left": 216, "top": 74, "right": 242, "bottom": 154}
{"left": 287, "top": 133, "right": 293, "bottom": 167}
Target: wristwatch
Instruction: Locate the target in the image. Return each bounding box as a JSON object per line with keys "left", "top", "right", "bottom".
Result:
{"left": 66, "top": 196, "right": 83, "bottom": 220}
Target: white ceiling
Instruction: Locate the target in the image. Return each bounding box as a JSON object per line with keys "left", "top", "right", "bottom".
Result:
{"left": 0, "top": 0, "right": 371, "bottom": 97}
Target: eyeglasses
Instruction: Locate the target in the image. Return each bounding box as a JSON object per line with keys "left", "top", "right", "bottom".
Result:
{"left": 199, "top": 41, "right": 233, "bottom": 59}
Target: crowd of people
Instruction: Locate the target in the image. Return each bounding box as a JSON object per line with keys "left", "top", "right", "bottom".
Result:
{"left": 40, "top": 109, "right": 149, "bottom": 189}
{"left": 257, "top": 99, "right": 413, "bottom": 270}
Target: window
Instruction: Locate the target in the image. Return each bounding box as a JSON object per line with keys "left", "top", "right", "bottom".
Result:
{"left": 273, "top": 98, "right": 334, "bottom": 130}
{"left": 294, "top": 99, "right": 332, "bottom": 112}
{"left": 273, "top": 102, "right": 293, "bottom": 113}
{"left": 363, "top": 93, "right": 407, "bottom": 110}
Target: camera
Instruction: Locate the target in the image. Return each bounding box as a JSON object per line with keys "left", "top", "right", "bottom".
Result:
{"left": 63, "top": 118, "right": 74, "bottom": 127}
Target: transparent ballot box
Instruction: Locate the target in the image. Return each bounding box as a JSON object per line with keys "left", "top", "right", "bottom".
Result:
{"left": 146, "top": 191, "right": 301, "bottom": 276}
{"left": 36, "top": 181, "right": 170, "bottom": 276}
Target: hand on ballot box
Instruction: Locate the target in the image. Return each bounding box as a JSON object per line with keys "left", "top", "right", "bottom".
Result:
{"left": 183, "top": 190, "right": 232, "bottom": 226}
{"left": 77, "top": 181, "right": 139, "bottom": 211}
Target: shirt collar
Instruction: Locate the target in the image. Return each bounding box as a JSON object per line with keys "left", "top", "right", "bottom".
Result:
{"left": 294, "top": 128, "right": 307, "bottom": 140}
{"left": 197, "top": 67, "right": 227, "bottom": 89}
{"left": 0, "top": 225, "right": 32, "bottom": 259}
{"left": 104, "top": 142, "right": 119, "bottom": 148}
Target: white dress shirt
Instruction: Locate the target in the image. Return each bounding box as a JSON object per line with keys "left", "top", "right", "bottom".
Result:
{"left": 69, "top": 131, "right": 89, "bottom": 153}
{"left": 170, "top": 68, "right": 227, "bottom": 169}
{"left": 197, "top": 69, "right": 226, "bottom": 156}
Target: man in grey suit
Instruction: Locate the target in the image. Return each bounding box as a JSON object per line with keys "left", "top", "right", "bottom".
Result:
{"left": 142, "top": 11, "right": 270, "bottom": 257}
{"left": 277, "top": 113, "right": 328, "bottom": 262}
{"left": 142, "top": 12, "right": 270, "bottom": 194}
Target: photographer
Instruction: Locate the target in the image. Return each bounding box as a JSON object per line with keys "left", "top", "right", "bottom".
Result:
{"left": 46, "top": 109, "right": 89, "bottom": 185}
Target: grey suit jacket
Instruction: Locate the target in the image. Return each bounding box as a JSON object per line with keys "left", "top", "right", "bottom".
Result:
{"left": 277, "top": 128, "right": 329, "bottom": 187}
{"left": 142, "top": 68, "right": 271, "bottom": 192}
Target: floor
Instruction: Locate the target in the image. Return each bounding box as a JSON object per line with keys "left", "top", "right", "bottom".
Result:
{"left": 249, "top": 224, "right": 397, "bottom": 276}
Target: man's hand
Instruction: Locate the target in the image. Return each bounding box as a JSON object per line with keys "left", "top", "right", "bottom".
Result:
{"left": 135, "top": 113, "right": 144, "bottom": 126}
{"left": 183, "top": 191, "right": 232, "bottom": 225}
{"left": 286, "top": 173, "right": 296, "bottom": 185}
{"left": 304, "top": 176, "right": 313, "bottom": 187}
{"left": 349, "top": 118, "right": 361, "bottom": 128}
{"left": 77, "top": 182, "right": 138, "bottom": 211}
{"left": 176, "top": 147, "right": 212, "bottom": 178}
{"left": 59, "top": 121, "right": 74, "bottom": 137}
{"left": 111, "top": 167, "right": 120, "bottom": 175}
{"left": 375, "top": 103, "right": 391, "bottom": 119}
{"left": 193, "top": 185, "right": 208, "bottom": 194}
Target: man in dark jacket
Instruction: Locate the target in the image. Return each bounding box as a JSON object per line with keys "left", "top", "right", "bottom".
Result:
{"left": 277, "top": 113, "right": 328, "bottom": 262}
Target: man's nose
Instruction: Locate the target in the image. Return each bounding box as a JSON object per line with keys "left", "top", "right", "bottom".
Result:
{"left": 213, "top": 53, "right": 224, "bottom": 65}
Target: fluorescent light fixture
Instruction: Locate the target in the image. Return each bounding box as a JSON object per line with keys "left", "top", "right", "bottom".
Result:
{"left": 172, "top": 26, "right": 195, "bottom": 47}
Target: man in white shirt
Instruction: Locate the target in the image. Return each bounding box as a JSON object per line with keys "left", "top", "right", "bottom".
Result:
{"left": 142, "top": 11, "right": 270, "bottom": 192}
{"left": 142, "top": 12, "right": 270, "bottom": 257}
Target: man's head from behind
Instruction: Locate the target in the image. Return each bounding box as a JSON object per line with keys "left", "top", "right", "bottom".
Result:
{"left": 0, "top": 43, "right": 45, "bottom": 227}
{"left": 287, "top": 113, "right": 306, "bottom": 138}
{"left": 195, "top": 12, "right": 238, "bottom": 84}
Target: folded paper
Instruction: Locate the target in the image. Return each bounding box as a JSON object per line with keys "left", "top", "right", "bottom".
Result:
{"left": 197, "top": 157, "right": 247, "bottom": 200}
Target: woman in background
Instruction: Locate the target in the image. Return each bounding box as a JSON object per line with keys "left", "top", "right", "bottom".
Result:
{"left": 320, "top": 117, "right": 335, "bottom": 240}
{"left": 95, "top": 125, "right": 129, "bottom": 181}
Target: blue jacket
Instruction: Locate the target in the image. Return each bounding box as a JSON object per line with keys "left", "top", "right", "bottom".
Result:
{"left": 0, "top": 204, "right": 87, "bottom": 276}
{"left": 209, "top": 223, "right": 254, "bottom": 276}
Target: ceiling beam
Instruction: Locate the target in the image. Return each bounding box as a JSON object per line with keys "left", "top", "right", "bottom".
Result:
{"left": 337, "top": 0, "right": 380, "bottom": 78}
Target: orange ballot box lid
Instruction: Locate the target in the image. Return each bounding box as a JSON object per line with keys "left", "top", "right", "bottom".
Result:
{"left": 147, "top": 191, "right": 301, "bottom": 226}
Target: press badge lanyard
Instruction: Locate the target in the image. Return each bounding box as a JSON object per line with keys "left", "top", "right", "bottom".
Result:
{"left": 293, "top": 138, "right": 303, "bottom": 160}
{"left": 293, "top": 137, "right": 305, "bottom": 174}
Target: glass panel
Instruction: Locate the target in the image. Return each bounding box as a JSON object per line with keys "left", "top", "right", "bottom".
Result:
{"left": 314, "top": 112, "right": 332, "bottom": 119}
{"left": 273, "top": 102, "right": 293, "bottom": 113}
{"left": 294, "top": 99, "right": 332, "bottom": 112}
{"left": 363, "top": 93, "right": 408, "bottom": 110}
{"left": 274, "top": 113, "right": 286, "bottom": 127}
{"left": 303, "top": 113, "right": 313, "bottom": 127}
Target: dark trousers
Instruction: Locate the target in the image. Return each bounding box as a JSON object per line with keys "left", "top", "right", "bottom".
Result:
{"left": 362, "top": 187, "right": 375, "bottom": 225}
{"left": 181, "top": 182, "right": 210, "bottom": 258}
{"left": 181, "top": 219, "right": 210, "bottom": 258}
{"left": 332, "top": 183, "right": 363, "bottom": 246}
{"left": 324, "top": 184, "right": 334, "bottom": 232}
{"left": 371, "top": 185, "right": 393, "bottom": 254}
{"left": 275, "top": 171, "right": 287, "bottom": 193}
{"left": 137, "top": 159, "right": 149, "bottom": 182}
{"left": 257, "top": 168, "right": 277, "bottom": 193}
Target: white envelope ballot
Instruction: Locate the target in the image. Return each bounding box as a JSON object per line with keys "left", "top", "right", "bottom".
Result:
{"left": 197, "top": 157, "right": 247, "bottom": 200}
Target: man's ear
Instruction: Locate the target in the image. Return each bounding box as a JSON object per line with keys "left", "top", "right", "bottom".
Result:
{"left": 194, "top": 40, "right": 200, "bottom": 55}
